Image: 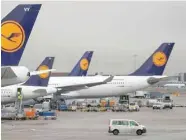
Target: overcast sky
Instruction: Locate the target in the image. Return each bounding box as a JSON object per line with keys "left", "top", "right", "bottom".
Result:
{"left": 2, "top": 1, "right": 186, "bottom": 75}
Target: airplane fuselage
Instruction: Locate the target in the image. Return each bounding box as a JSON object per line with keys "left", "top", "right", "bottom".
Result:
{"left": 48, "top": 75, "right": 166, "bottom": 99}
{"left": 1, "top": 85, "right": 57, "bottom": 105}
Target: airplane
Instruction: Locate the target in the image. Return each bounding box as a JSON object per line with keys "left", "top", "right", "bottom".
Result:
{"left": 51, "top": 43, "right": 175, "bottom": 99}
{"left": 145, "top": 81, "right": 186, "bottom": 94}
{"left": 1, "top": 57, "right": 57, "bottom": 105}
{"left": 2, "top": 56, "right": 114, "bottom": 105}
{"left": 1, "top": 4, "right": 51, "bottom": 87}
{"left": 41, "top": 51, "right": 94, "bottom": 100}
{"left": 2, "top": 55, "right": 114, "bottom": 105}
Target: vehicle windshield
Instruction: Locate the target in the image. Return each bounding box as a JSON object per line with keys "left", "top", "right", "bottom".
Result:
{"left": 34, "top": 104, "right": 42, "bottom": 109}
{"left": 163, "top": 100, "right": 171, "bottom": 103}
{"left": 130, "top": 103, "right": 135, "bottom": 106}
{"left": 130, "top": 121, "right": 139, "bottom": 126}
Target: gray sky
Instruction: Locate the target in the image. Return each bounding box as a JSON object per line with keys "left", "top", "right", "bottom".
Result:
{"left": 2, "top": 1, "right": 186, "bottom": 75}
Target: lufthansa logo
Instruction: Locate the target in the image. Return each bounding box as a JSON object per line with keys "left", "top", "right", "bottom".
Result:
{"left": 38, "top": 65, "right": 49, "bottom": 79}
{"left": 80, "top": 58, "right": 89, "bottom": 70}
{"left": 152, "top": 51, "right": 167, "bottom": 67}
{"left": 1, "top": 20, "right": 25, "bottom": 53}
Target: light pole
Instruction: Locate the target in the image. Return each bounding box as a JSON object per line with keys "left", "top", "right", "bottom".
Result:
{"left": 133, "top": 54, "right": 138, "bottom": 71}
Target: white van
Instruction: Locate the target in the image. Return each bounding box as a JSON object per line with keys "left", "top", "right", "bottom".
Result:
{"left": 108, "top": 119, "right": 146, "bottom": 135}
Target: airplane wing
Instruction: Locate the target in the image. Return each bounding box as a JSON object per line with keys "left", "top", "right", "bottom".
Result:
{"left": 56, "top": 76, "right": 113, "bottom": 93}
{"left": 1, "top": 66, "right": 17, "bottom": 79}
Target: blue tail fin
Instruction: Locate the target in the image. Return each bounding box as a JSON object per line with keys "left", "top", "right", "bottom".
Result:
{"left": 23, "top": 57, "right": 55, "bottom": 86}
{"left": 130, "top": 43, "right": 175, "bottom": 76}
{"left": 69, "top": 51, "right": 93, "bottom": 76}
{"left": 1, "top": 4, "right": 42, "bottom": 66}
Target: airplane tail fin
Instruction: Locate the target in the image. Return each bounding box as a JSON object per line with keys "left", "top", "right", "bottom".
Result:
{"left": 1, "top": 4, "right": 42, "bottom": 66}
{"left": 69, "top": 51, "right": 93, "bottom": 76}
{"left": 23, "top": 57, "right": 55, "bottom": 87}
{"left": 130, "top": 43, "right": 175, "bottom": 76}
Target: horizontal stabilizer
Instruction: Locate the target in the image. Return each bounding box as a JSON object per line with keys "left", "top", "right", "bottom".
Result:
{"left": 29, "top": 69, "right": 56, "bottom": 76}
{"left": 1, "top": 66, "right": 17, "bottom": 79}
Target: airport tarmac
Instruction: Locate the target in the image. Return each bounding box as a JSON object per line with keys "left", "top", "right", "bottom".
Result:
{"left": 2, "top": 107, "right": 186, "bottom": 140}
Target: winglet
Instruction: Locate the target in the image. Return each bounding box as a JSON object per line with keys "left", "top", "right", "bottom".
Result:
{"left": 103, "top": 75, "right": 114, "bottom": 83}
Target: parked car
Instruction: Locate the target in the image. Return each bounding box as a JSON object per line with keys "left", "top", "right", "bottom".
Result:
{"left": 108, "top": 119, "right": 146, "bottom": 135}
{"left": 152, "top": 102, "right": 164, "bottom": 110}
{"left": 68, "top": 105, "right": 77, "bottom": 111}
{"left": 128, "top": 103, "right": 140, "bottom": 111}
{"left": 112, "top": 104, "right": 127, "bottom": 112}
{"left": 162, "top": 102, "right": 173, "bottom": 109}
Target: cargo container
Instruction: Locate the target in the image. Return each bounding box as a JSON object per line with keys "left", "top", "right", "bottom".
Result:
{"left": 59, "top": 104, "right": 68, "bottom": 111}
{"left": 24, "top": 108, "right": 37, "bottom": 119}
